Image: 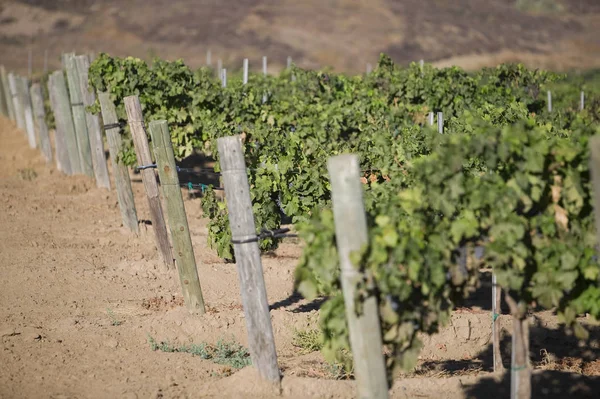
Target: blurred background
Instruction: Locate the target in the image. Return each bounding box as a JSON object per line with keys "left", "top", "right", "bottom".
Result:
{"left": 0, "top": 0, "right": 599, "bottom": 74}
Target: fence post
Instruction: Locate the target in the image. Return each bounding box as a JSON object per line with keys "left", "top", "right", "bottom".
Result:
{"left": 243, "top": 59, "right": 249, "bottom": 85}
{"left": 580, "top": 91, "right": 585, "bottom": 111}
{"left": 287, "top": 56, "right": 292, "bottom": 69}
{"left": 21, "top": 77, "right": 37, "bottom": 149}
{"left": 428, "top": 112, "right": 434, "bottom": 126}
{"left": 262, "top": 56, "right": 267, "bottom": 76}
{"left": 43, "top": 49, "right": 49, "bottom": 74}
{"left": 1, "top": 66, "right": 15, "bottom": 120}
{"left": 97, "top": 91, "right": 140, "bottom": 234}
{"left": 217, "top": 59, "right": 222, "bottom": 79}
{"left": 125, "top": 96, "right": 174, "bottom": 270}
{"left": 65, "top": 54, "right": 94, "bottom": 177}
{"left": 437, "top": 111, "right": 443, "bottom": 134}
{"left": 8, "top": 73, "right": 26, "bottom": 129}
{"left": 217, "top": 135, "right": 281, "bottom": 385}
{"left": 492, "top": 274, "right": 504, "bottom": 372}
{"left": 48, "top": 70, "right": 80, "bottom": 174}
{"left": 327, "top": 154, "right": 389, "bottom": 399}
{"left": 0, "top": 70, "right": 8, "bottom": 118}
{"left": 221, "top": 68, "right": 227, "bottom": 88}
{"left": 148, "top": 120, "right": 205, "bottom": 313}
{"left": 75, "top": 55, "right": 111, "bottom": 189}
{"left": 589, "top": 136, "right": 600, "bottom": 248}
{"left": 30, "top": 83, "right": 53, "bottom": 163}
{"left": 547, "top": 90, "right": 552, "bottom": 113}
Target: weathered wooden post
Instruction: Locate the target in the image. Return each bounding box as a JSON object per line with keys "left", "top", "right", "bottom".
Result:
{"left": 437, "top": 111, "right": 443, "bottom": 134}
{"left": 221, "top": 69, "right": 227, "bottom": 88}
{"left": 149, "top": 120, "right": 205, "bottom": 313}
{"left": 8, "top": 73, "right": 26, "bottom": 129}
{"left": 30, "top": 83, "right": 53, "bottom": 162}
{"left": 125, "top": 96, "right": 174, "bottom": 269}
{"left": 48, "top": 70, "right": 79, "bottom": 174}
{"left": 20, "top": 77, "right": 37, "bottom": 149}
{"left": 65, "top": 54, "right": 94, "bottom": 177}
{"left": 547, "top": 90, "right": 552, "bottom": 113}
{"left": 492, "top": 274, "right": 504, "bottom": 373}
{"left": 580, "top": 91, "right": 585, "bottom": 111}
{"left": 0, "top": 70, "right": 8, "bottom": 118}
{"left": 0, "top": 66, "right": 15, "bottom": 120}
{"left": 75, "top": 55, "right": 111, "bottom": 189}
{"left": 98, "top": 92, "right": 140, "bottom": 234}
{"left": 262, "top": 56, "right": 267, "bottom": 76}
{"left": 28, "top": 48, "right": 33, "bottom": 78}
{"left": 327, "top": 154, "right": 389, "bottom": 399}
{"left": 287, "top": 56, "right": 292, "bottom": 69}
{"left": 217, "top": 135, "right": 281, "bottom": 385}
{"left": 428, "top": 112, "right": 434, "bottom": 126}
{"left": 43, "top": 49, "right": 49, "bottom": 73}
{"left": 217, "top": 59, "right": 222, "bottom": 79}
{"left": 243, "top": 59, "right": 249, "bottom": 85}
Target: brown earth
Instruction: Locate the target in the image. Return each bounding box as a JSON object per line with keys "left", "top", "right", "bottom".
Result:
{"left": 1, "top": 114, "right": 600, "bottom": 398}
{"left": 0, "top": 0, "right": 599, "bottom": 75}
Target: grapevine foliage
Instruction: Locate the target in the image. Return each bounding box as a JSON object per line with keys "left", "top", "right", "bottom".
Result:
{"left": 88, "top": 53, "right": 600, "bottom": 377}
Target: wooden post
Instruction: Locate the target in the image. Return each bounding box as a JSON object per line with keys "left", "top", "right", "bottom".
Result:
{"left": 20, "top": 77, "right": 37, "bottom": 149}
{"left": 580, "top": 91, "right": 585, "bottom": 111}
{"left": 48, "top": 70, "right": 80, "bottom": 174}
{"left": 65, "top": 54, "right": 94, "bottom": 177}
{"left": 589, "top": 136, "right": 600, "bottom": 249}
{"left": 243, "top": 59, "right": 248, "bottom": 85}
{"left": 148, "top": 120, "right": 205, "bottom": 313}
{"left": 0, "top": 70, "right": 8, "bottom": 118}
{"left": 221, "top": 68, "right": 227, "bottom": 88}
{"left": 30, "top": 83, "right": 53, "bottom": 162}
{"left": 262, "top": 56, "right": 267, "bottom": 76}
{"left": 125, "top": 96, "right": 174, "bottom": 270}
{"left": 547, "top": 90, "right": 552, "bottom": 113}
{"left": 98, "top": 91, "right": 140, "bottom": 234}
{"left": 1, "top": 66, "right": 15, "bottom": 120}
{"left": 327, "top": 154, "right": 389, "bottom": 399}
{"left": 506, "top": 294, "right": 531, "bottom": 399}
{"left": 492, "top": 274, "right": 504, "bottom": 372}
{"left": 8, "top": 73, "right": 26, "bottom": 129}
{"left": 420, "top": 59, "right": 424, "bottom": 69}
{"left": 43, "top": 49, "right": 48, "bottom": 73}
{"left": 428, "top": 112, "right": 434, "bottom": 126}
{"left": 437, "top": 111, "right": 443, "bottom": 134}
{"left": 75, "top": 55, "right": 111, "bottom": 189}
{"left": 217, "top": 135, "right": 281, "bottom": 385}
{"left": 28, "top": 48, "right": 33, "bottom": 78}
{"left": 287, "top": 56, "right": 292, "bottom": 69}
{"left": 217, "top": 59, "right": 222, "bottom": 78}
{"left": 206, "top": 49, "right": 212, "bottom": 66}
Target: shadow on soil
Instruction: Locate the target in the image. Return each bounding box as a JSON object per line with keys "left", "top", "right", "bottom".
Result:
{"left": 427, "top": 314, "right": 600, "bottom": 397}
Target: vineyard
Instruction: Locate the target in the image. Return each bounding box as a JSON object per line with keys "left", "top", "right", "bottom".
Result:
{"left": 1, "top": 52, "right": 600, "bottom": 399}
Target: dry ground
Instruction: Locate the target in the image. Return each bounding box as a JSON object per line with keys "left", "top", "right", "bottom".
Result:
{"left": 1, "top": 114, "right": 600, "bottom": 398}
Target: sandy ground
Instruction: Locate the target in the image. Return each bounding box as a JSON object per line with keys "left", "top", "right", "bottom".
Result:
{"left": 1, "top": 117, "right": 600, "bottom": 398}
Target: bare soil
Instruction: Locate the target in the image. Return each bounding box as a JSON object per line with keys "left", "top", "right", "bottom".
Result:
{"left": 0, "top": 0, "right": 599, "bottom": 75}
{"left": 1, "top": 115, "right": 600, "bottom": 398}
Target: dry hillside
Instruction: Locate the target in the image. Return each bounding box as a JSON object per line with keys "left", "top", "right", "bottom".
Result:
{"left": 0, "top": 0, "right": 599, "bottom": 74}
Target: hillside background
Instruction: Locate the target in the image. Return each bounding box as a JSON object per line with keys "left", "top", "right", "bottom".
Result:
{"left": 0, "top": 0, "right": 599, "bottom": 74}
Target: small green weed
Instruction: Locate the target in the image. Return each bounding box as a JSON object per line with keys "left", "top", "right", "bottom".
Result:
{"left": 292, "top": 328, "right": 323, "bottom": 354}
{"left": 147, "top": 335, "right": 251, "bottom": 369}
{"left": 106, "top": 308, "right": 123, "bottom": 326}
{"left": 17, "top": 168, "right": 37, "bottom": 181}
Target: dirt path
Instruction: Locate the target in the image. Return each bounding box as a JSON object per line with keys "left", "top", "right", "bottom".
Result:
{"left": 1, "top": 117, "right": 599, "bottom": 399}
